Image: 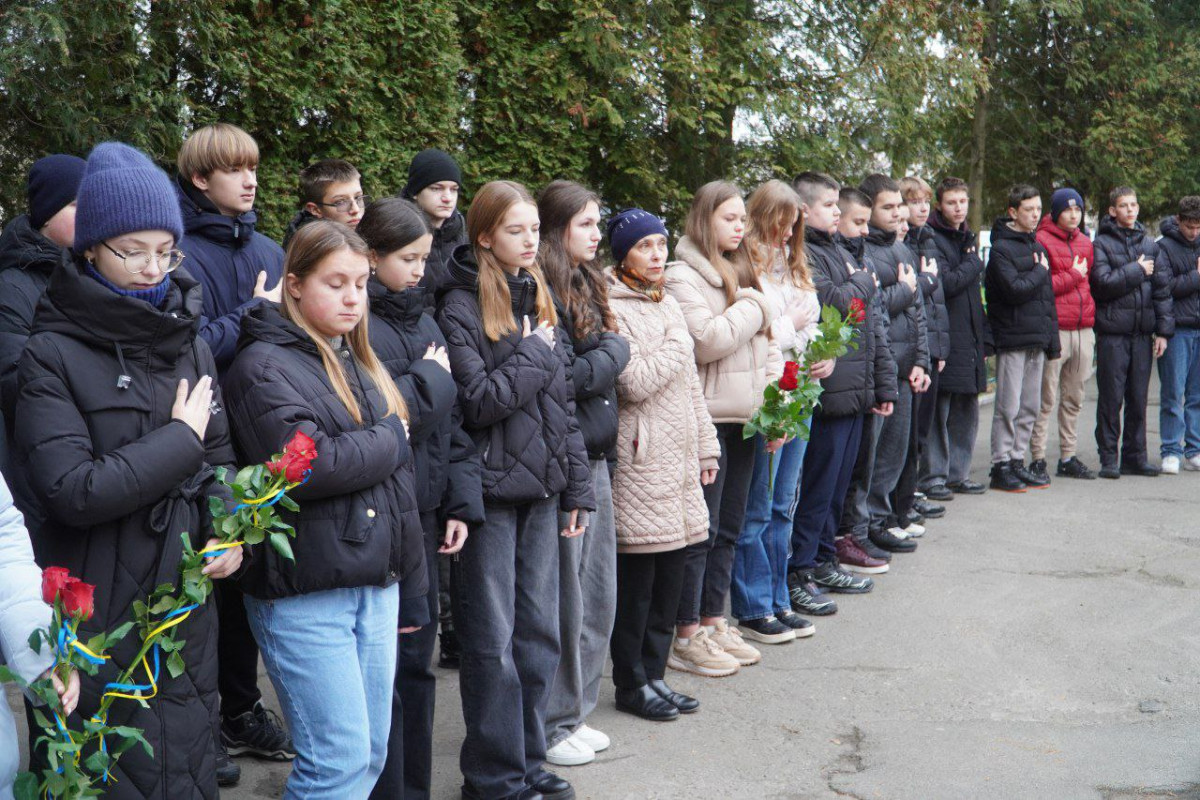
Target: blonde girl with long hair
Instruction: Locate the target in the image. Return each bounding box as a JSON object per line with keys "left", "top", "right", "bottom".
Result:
{"left": 435, "top": 180, "right": 594, "bottom": 800}
{"left": 223, "top": 220, "right": 423, "bottom": 799}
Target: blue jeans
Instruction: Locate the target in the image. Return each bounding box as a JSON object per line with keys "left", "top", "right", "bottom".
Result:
{"left": 246, "top": 585, "right": 399, "bottom": 800}
{"left": 732, "top": 434, "right": 808, "bottom": 620}
{"left": 1158, "top": 326, "right": 1200, "bottom": 458}
{"left": 790, "top": 414, "right": 864, "bottom": 572}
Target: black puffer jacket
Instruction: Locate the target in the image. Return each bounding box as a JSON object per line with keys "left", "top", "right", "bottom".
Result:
{"left": 929, "top": 210, "right": 989, "bottom": 394}
{"left": 985, "top": 218, "right": 1060, "bottom": 356}
{"left": 281, "top": 208, "right": 318, "bottom": 251}
{"left": 1090, "top": 216, "right": 1172, "bottom": 337}
{"left": 1156, "top": 217, "right": 1200, "bottom": 330}
{"left": 906, "top": 224, "right": 950, "bottom": 362}
{"left": 865, "top": 225, "right": 931, "bottom": 375}
{"left": 436, "top": 246, "right": 595, "bottom": 511}
{"left": 805, "top": 228, "right": 898, "bottom": 417}
{"left": 552, "top": 297, "right": 631, "bottom": 462}
{"left": 0, "top": 215, "right": 67, "bottom": 427}
{"left": 368, "top": 281, "right": 484, "bottom": 523}
{"left": 222, "top": 304, "right": 428, "bottom": 608}
{"left": 420, "top": 210, "right": 467, "bottom": 307}
{"left": 16, "top": 262, "right": 233, "bottom": 800}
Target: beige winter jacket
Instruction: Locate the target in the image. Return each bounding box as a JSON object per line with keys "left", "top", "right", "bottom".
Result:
{"left": 608, "top": 276, "right": 720, "bottom": 554}
{"left": 665, "top": 236, "right": 783, "bottom": 424}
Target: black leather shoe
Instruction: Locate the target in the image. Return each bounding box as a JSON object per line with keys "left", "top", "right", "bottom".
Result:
{"left": 464, "top": 786, "right": 544, "bottom": 800}
{"left": 947, "top": 479, "right": 986, "bottom": 495}
{"left": 923, "top": 484, "right": 955, "bottom": 501}
{"left": 530, "top": 769, "right": 575, "bottom": 800}
{"left": 518, "top": 791, "right": 546, "bottom": 800}
{"left": 615, "top": 684, "right": 680, "bottom": 721}
{"left": 1120, "top": 462, "right": 1161, "bottom": 477}
{"left": 913, "top": 498, "right": 946, "bottom": 518}
{"left": 1098, "top": 464, "right": 1121, "bottom": 479}
{"left": 649, "top": 679, "right": 699, "bottom": 713}
{"left": 1011, "top": 460, "right": 1049, "bottom": 488}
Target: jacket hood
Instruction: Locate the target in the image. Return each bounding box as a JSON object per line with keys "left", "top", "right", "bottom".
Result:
{"left": 1037, "top": 214, "right": 1084, "bottom": 243}
{"left": 866, "top": 225, "right": 898, "bottom": 246}
{"left": 671, "top": 235, "right": 725, "bottom": 288}
{"left": 176, "top": 175, "right": 259, "bottom": 247}
{"left": 990, "top": 216, "right": 1038, "bottom": 244}
{"left": 0, "top": 214, "right": 68, "bottom": 275}
{"left": 238, "top": 300, "right": 321, "bottom": 356}
{"left": 285, "top": 208, "right": 318, "bottom": 239}
{"left": 835, "top": 232, "right": 865, "bottom": 261}
{"left": 442, "top": 243, "right": 541, "bottom": 317}
{"left": 433, "top": 209, "right": 465, "bottom": 243}
{"left": 605, "top": 269, "right": 659, "bottom": 303}
{"left": 929, "top": 209, "right": 973, "bottom": 240}
{"left": 1098, "top": 214, "right": 1147, "bottom": 242}
{"left": 368, "top": 279, "right": 427, "bottom": 328}
{"left": 1159, "top": 216, "right": 1200, "bottom": 249}
{"left": 805, "top": 225, "right": 836, "bottom": 248}
{"left": 36, "top": 257, "right": 202, "bottom": 359}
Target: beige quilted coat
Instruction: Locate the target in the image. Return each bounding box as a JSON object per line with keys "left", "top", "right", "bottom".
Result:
{"left": 608, "top": 276, "right": 721, "bottom": 554}
{"left": 664, "top": 236, "right": 783, "bottom": 424}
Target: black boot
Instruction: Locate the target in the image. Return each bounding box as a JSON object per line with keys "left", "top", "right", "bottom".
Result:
{"left": 989, "top": 462, "right": 1026, "bottom": 493}
{"left": 1012, "top": 459, "right": 1049, "bottom": 488}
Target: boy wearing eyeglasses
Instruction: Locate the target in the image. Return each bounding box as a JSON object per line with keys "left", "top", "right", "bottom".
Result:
{"left": 175, "top": 122, "right": 285, "bottom": 374}
{"left": 282, "top": 158, "right": 368, "bottom": 248}
{"left": 173, "top": 122, "right": 293, "bottom": 788}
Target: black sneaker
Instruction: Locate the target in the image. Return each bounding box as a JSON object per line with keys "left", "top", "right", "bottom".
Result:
{"left": 1056, "top": 457, "right": 1096, "bottom": 480}
{"left": 222, "top": 701, "right": 296, "bottom": 761}
{"left": 775, "top": 609, "right": 815, "bottom": 638}
{"left": 787, "top": 570, "right": 838, "bottom": 615}
{"left": 1012, "top": 459, "right": 1049, "bottom": 488}
{"left": 989, "top": 462, "right": 1026, "bottom": 493}
{"left": 216, "top": 740, "right": 241, "bottom": 786}
{"left": 1120, "top": 461, "right": 1161, "bottom": 477}
{"left": 811, "top": 561, "right": 874, "bottom": 594}
{"left": 913, "top": 498, "right": 946, "bottom": 518}
{"left": 737, "top": 615, "right": 797, "bottom": 644}
{"left": 868, "top": 527, "right": 918, "bottom": 553}
{"left": 1027, "top": 459, "right": 1052, "bottom": 485}
{"left": 1098, "top": 464, "right": 1121, "bottom": 479}
{"left": 856, "top": 536, "right": 893, "bottom": 562}
{"left": 947, "top": 479, "right": 987, "bottom": 495}
{"left": 924, "top": 484, "right": 955, "bottom": 501}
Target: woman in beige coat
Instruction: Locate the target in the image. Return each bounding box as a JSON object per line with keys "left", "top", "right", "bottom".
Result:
{"left": 664, "top": 181, "right": 782, "bottom": 678}
{"left": 606, "top": 209, "right": 720, "bottom": 722}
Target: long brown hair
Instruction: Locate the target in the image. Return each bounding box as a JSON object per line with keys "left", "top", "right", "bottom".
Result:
{"left": 282, "top": 221, "right": 407, "bottom": 425}
{"left": 468, "top": 181, "right": 558, "bottom": 342}
{"left": 685, "top": 180, "right": 759, "bottom": 304}
{"left": 536, "top": 180, "right": 616, "bottom": 339}
{"left": 745, "top": 180, "right": 813, "bottom": 291}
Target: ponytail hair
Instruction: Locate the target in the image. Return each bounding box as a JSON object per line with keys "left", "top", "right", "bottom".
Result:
{"left": 281, "top": 220, "right": 408, "bottom": 425}
{"left": 685, "top": 180, "right": 759, "bottom": 304}
{"left": 467, "top": 181, "right": 558, "bottom": 342}
{"left": 536, "top": 180, "right": 615, "bottom": 338}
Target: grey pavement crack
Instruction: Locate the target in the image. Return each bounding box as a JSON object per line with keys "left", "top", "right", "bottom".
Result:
{"left": 823, "top": 726, "right": 867, "bottom": 800}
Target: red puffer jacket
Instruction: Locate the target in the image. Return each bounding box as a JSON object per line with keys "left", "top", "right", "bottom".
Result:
{"left": 1036, "top": 215, "right": 1096, "bottom": 330}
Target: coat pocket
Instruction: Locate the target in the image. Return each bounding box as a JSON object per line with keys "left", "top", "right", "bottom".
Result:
{"left": 340, "top": 494, "right": 380, "bottom": 544}
{"left": 632, "top": 415, "right": 650, "bottom": 466}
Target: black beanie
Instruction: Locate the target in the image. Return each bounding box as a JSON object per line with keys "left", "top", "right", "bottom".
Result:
{"left": 28, "top": 154, "right": 87, "bottom": 230}
{"left": 403, "top": 149, "right": 462, "bottom": 198}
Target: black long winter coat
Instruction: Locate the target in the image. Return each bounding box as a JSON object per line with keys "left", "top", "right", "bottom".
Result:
{"left": 0, "top": 215, "right": 67, "bottom": 427}
{"left": 984, "top": 218, "right": 1060, "bottom": 356}
{"left": 551, "top": 296, "right": 631, "bottom": 463}
{"left": 436, "top": 246, "right": 595, "bottom": 512}
{"left": 16, "top": 262, "right": 233, "bottom": 800}
{"left": 865, "top": 225, "right": 931, "bottom": 376}
{"left": 1156, "top": 217, "right": 1200, "bottom": 330}
{"left": 905, "top": 224, "right": 951, "bottom": 362}
{"left": 805, "top": 228, "right": 898, "bottom": 418}
{"left": 928, "top": 211, "right": 989, "bottom": 394}
{"left": 222, "top": 304, "right": 428, "bottom": 606}
{"left": 1090, "top": 216, "right": 1172, "bottom": 337}
{"left": 367, "top": 281, "right": 484, "bottom": 523}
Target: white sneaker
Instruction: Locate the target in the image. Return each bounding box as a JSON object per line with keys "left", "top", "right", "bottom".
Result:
{"left": 546, "top": 735, "right": 595, "bottom": 766}
{"left": 572, "top": 724, "right": 610, "bottom": 753}
{"left": 887, "top": 526, "right": 911, "bottom": 540}
{"left": 1185, "top": 455, "right": 1200, "bottom": 471}
{"left": 1162, "top": 455, "right": 1181, "bottom": 475}
{"left": 904, "top": 522, "right": 926, "bottom": 538}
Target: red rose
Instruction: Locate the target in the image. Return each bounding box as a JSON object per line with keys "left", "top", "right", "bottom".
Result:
{"left": 268, "top": 432, "right": 317, "bottom": 483}
{"left": 42, "top": 566, "right": 71, "bottom": 605}
{"left": 61, "top": 577, "right": 95, "bottom": 621}
{"left": 284, "top": 431, "right": 317, "bottom": 462}
{"left": 848, "top": 298, "right": 866, "bottom": 324}
{"left": 779, "top": 361, "right": 801, "bottom": 391}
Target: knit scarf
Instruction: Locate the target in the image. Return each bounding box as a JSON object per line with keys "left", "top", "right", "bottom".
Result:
{"left": 615, "top": 263, "right": 664, "bottom": 302}
{"left": 84, "top": 261, "right": 170, "bottom": 308}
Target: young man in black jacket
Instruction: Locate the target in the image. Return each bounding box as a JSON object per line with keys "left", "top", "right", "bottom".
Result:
{"left": 985, "top": 185, "right": 1060, "bottom": 491}
{"left": 1154, "top": 196, "right": 1200, "bottom": 474}
{"left": 787, "top": 173, "right": 898, "bottom": 615}
{"left": 403, "top": 148, "right": 467, "bottom": 298}
{"left": 1091, "top": 186, "right": 1173, "bottom": 478}
{"left": 282, "top": 158, "right": 367, "bottom": 248}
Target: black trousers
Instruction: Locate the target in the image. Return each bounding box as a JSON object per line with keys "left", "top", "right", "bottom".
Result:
{"left": 1095, "top": 332, "right": 1152, "bottom": 467}
{"left": 373, "top": 511, "right": 440, "bottom": 800}
{"left": 611, "top": 548, "right": 688, "bottom": 689}
{"left": 216, "top": 581, "right": 262, "bottom": 719}
{"left": 893, "top": 364, "right": 939, "bottom": 523}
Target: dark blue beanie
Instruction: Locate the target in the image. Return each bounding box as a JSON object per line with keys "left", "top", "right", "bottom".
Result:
{"left": 607, "top": 208, "right": 669, "bottom": 265}
{"left": 28, "top": 155, "right": 86, "bottom": 230}
{"left": 73, "top": 143, "right": 184, "bottom": 254}
{"left": 1051, "top": 188, "right": 1084, "bottom": 224}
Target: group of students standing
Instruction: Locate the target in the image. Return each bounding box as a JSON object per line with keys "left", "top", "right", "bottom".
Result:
{"left": 0, "top": 120, "right": 1194, "bottom": 800}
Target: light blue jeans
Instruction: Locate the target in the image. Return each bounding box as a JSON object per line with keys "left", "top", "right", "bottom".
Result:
{"left": 1158, "top": 326, "right": 1200, "bottom": 458}
{"left": 732, "top": 434, "right": 808, "bottom": 620}
{"left": 246, "top": 584, "right": 399, "bottom": 800}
